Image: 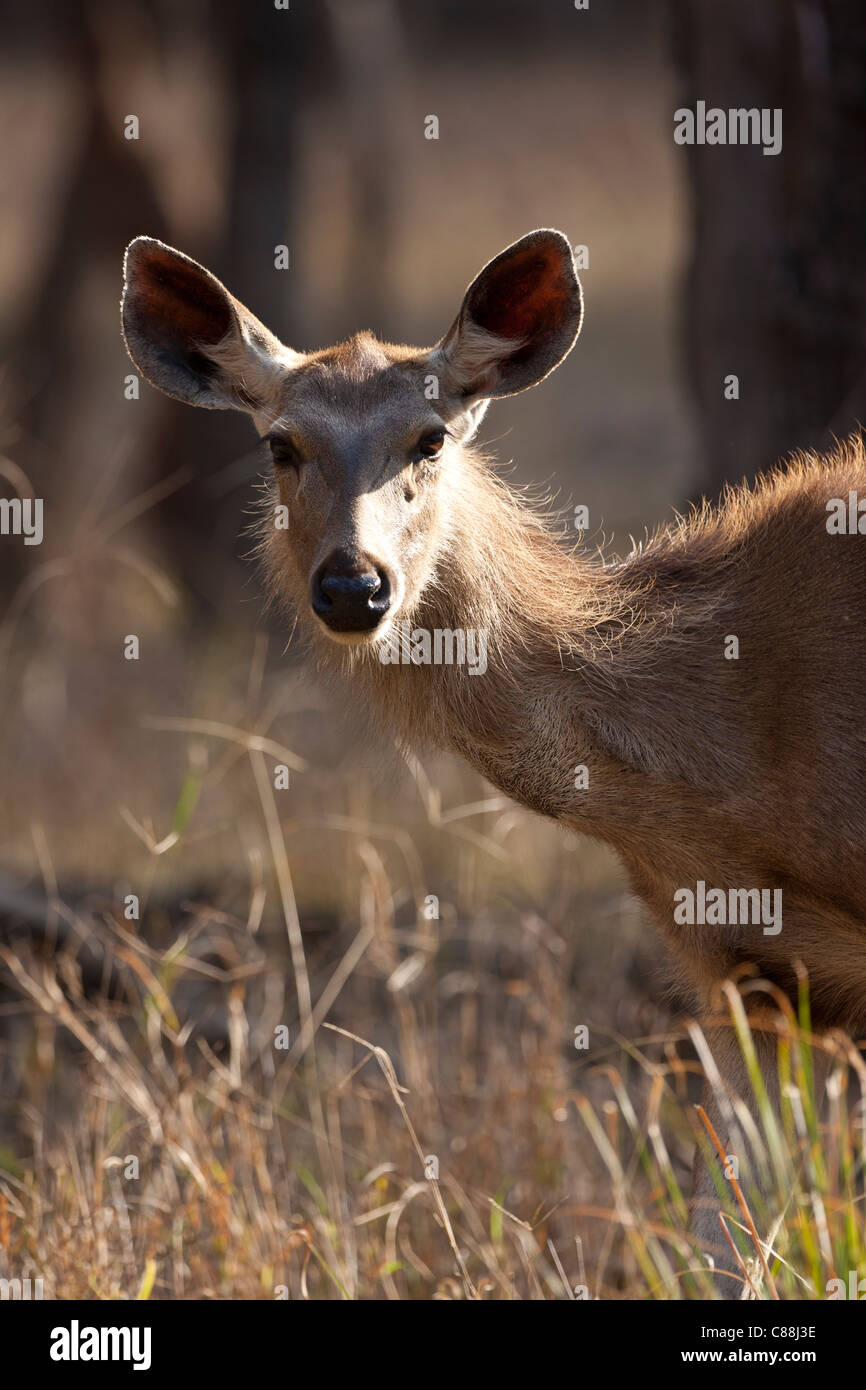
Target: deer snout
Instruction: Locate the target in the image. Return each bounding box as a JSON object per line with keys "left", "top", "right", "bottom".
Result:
{"left": 312, "top": 551, "right": 393, "bottom": 635}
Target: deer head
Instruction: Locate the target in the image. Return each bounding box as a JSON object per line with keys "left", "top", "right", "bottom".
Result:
{"left": 121, "top": 230, "right": 583, "bottom": 645}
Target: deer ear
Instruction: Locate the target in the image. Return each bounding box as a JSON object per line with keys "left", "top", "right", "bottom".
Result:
{"left": 437, "top": 229, "right": 583, "bottom": 400}
{"left": 121, "top": 237, "right": 291, "bottom": 411}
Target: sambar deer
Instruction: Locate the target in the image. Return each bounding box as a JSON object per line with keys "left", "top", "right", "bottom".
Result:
{"left": 122, "top": 229, "right": 866, "bottom": 1295}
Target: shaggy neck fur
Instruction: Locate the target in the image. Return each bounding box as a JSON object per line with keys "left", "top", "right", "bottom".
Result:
{"left": 265, "top": 444, "right": 722, "bottom": 815}
{"left": 263, "top": 435, "right": 866, "bottom": 1029}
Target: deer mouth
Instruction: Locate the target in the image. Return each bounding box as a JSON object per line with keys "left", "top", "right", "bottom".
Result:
{"left": 313, "top": 615, "right": 393, "bottom": 647}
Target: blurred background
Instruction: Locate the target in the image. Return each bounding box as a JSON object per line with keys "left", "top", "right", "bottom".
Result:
{"left": 0, "top": 0, "right": 864, "bottom": 1299}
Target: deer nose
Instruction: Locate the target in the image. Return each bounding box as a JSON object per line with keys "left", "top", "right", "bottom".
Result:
{"left": 312, "top": 553, "right": 392, "bottom": 633}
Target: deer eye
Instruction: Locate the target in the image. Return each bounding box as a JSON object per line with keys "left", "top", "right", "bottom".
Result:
{"left": 416, "top": 428, "right": 446, "bottom": 460}
{"left": 267, "top": 435, "right": 300, "bottom": 469}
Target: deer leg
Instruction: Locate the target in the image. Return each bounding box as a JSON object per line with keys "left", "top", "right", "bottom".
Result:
{"left": 689, "top": 1020, "right": 784, "bottom": 1299}
{"left": 690, "top": 1014, "right": 832, "bottom": 1298}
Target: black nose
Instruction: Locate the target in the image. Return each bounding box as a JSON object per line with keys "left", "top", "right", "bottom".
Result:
{"left": 312, "top": 553, "right": 392, "bottom": 632}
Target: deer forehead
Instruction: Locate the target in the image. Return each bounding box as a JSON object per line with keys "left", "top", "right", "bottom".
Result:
{"left": 255, "top": 334, "right": 445, "bottom": 455}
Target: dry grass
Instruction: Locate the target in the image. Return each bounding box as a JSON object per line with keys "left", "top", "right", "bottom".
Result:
{"left": 1, "top": 702, "right": 864, "bottom": 1299}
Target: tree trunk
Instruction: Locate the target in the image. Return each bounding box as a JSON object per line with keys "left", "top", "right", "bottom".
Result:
{"left": 673, "top": 0, "right": 866, "bottom": 499}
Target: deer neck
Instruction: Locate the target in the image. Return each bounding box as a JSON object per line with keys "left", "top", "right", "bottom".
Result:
{"left": 350, "top": 458, "right": 736, "bottom": 851}
{"left": 337, "top": 461, "right": 656, "bottom": 823}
